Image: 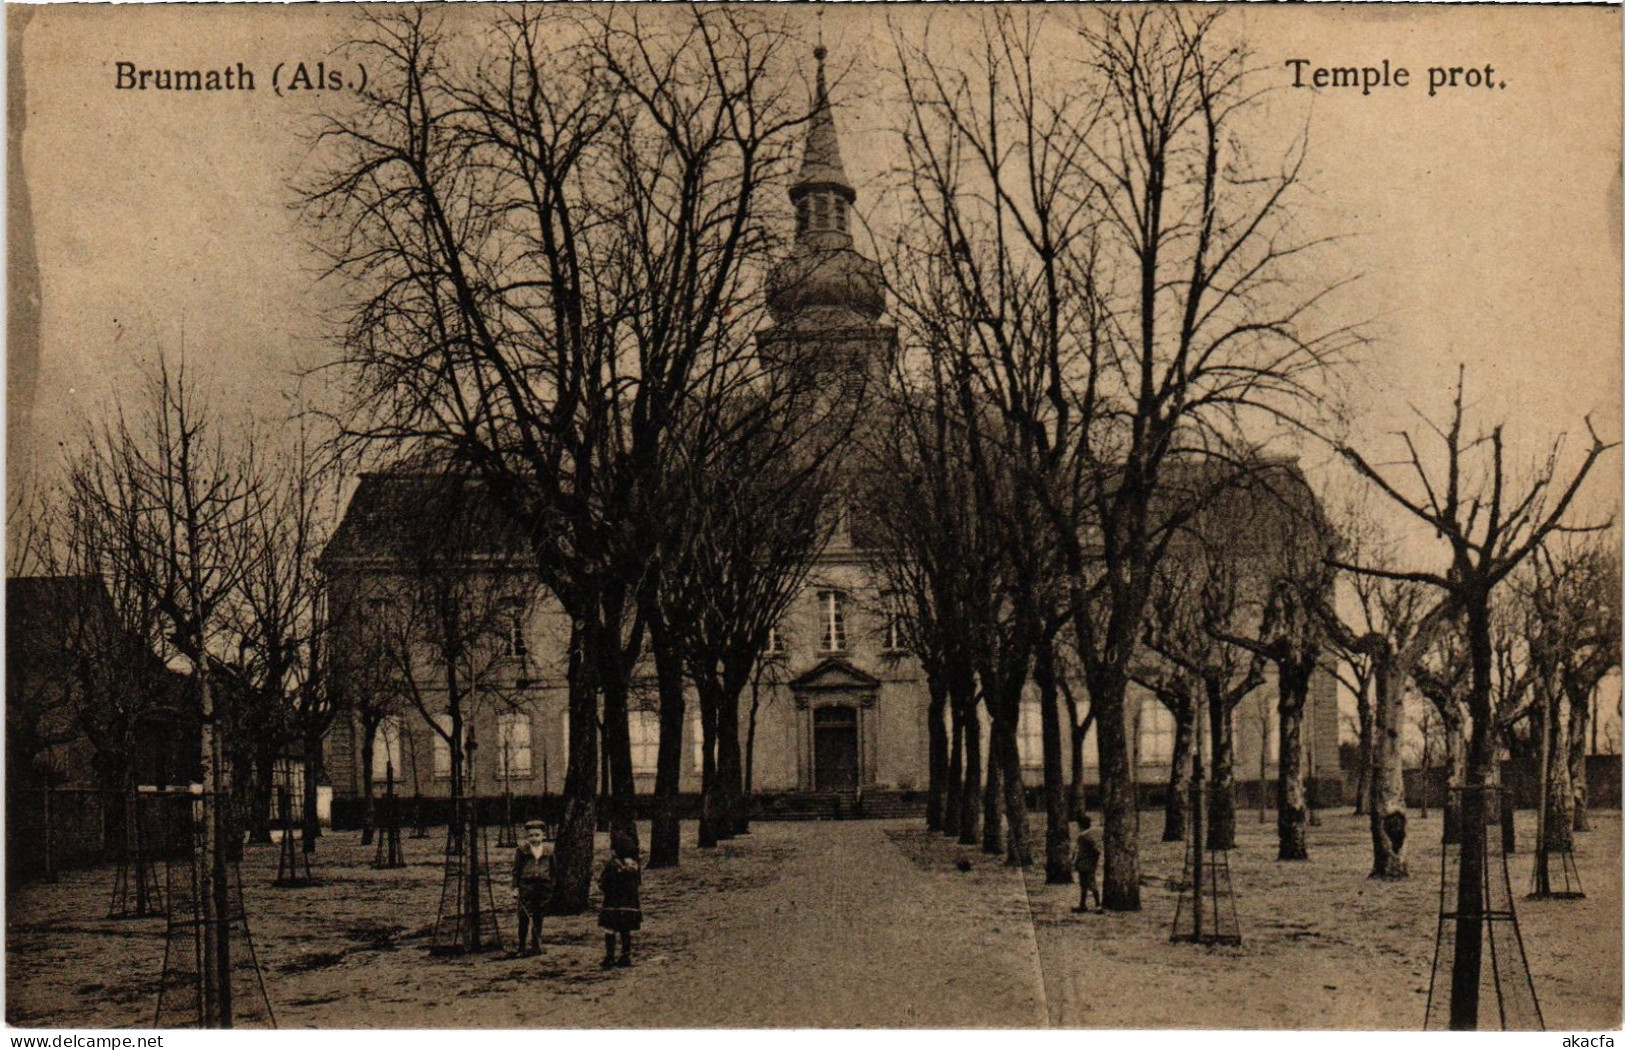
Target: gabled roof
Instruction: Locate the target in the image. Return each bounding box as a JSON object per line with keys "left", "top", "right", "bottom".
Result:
{"left": 789, "top": 657, "right": 881, "bottom": 692}
{"left": 321, "top": 471, "right": 532, "bottom": 567}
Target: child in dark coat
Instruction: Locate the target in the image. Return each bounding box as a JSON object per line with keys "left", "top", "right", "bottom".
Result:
{"left": 1072, "top": 813, "right": 1102, "bottom": 913}
{"left": 511, "top": 820, "right": 555, "bottom": 957}
{"left": 598, "top": 831, "right": 643, "bottom": 968}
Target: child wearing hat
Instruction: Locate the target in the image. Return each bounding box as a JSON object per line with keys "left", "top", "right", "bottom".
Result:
{"left": 511, "top": 820, "right": 554, "bottom": 957}
{"left": 598, "top": 831, "right": 643, "bottom": 968}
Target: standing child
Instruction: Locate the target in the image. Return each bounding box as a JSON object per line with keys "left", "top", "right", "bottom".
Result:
{"left": 511, "top": 820, "right": 554, "bottom": 957}
{"left": 598, "top": 831, "right": 643, "bottom": 968}
{"left": 1072, "top": 813, "right": 1102, "bottom": 913}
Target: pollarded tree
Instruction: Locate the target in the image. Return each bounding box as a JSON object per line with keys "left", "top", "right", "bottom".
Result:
{"left": 1334, "top": 369, "right": 1616, "bottom": 1029}
{"left": 1207, "top": 466, "right": 1337, "bottom": 861}
{"left": 1128, "top": 622, "right": 1198, "bottom": 844}
{"left": 1141, "top": 538, "right": 1269, "bottom": 851}
{"left": 1526, "top": 538, "right": 1621, "bottom": 834}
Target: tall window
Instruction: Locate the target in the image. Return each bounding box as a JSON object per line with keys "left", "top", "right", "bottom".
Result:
{"left": 765, "top": 624, "right": 787, "bottom": 657}
{"left": 819, "top": 591, "right": 847, "bottom": 652}
{"left": 1017, "top": 699, "right": 1044, "bottom": 767}
{"left": 691, "top": 711, "right": 706, "bottom": 771}
{"left": 630, "top": 709, "right": 661, "bottom": 776}
{"left": 881, "top": 594, "right": 907, "bottom": 652}
{"left": 496, "top": 712, "right": 532, "bottom": 779}
{"left": 502, "top": 601, "right": 528, "bottom": 659}
{"left": 431, "top": 714, "right": 456, "bottom": 780}
{"left": 371, "top": 716, "right": 403, "bottom": 782}
{"left": 1139, "top": 699, "right": 1175, "bottom": 765}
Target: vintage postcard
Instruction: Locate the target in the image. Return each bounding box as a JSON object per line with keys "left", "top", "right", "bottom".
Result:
{"left": 7, "top": 3, "right": 1620, "bottom": 1037}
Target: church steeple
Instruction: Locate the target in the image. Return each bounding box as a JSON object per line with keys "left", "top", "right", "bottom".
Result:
{"left": 765, "top": 44, "right": 885, "bottom": 328}
{"left": 790, "top": 45, "right": 856, "bottom": 248}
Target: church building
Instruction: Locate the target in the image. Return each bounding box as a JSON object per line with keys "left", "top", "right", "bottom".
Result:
{"left": 320, "top": 48, "right": 1342, "bottom": 818}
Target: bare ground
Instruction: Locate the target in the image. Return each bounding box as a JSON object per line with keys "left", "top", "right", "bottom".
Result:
{"left": 5, "top": 810, "right": 1618, "bottom": 1029}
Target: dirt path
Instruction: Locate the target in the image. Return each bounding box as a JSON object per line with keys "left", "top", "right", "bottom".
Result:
{"left": 531, "top": 821, "right": 1047, "bottom": 1027}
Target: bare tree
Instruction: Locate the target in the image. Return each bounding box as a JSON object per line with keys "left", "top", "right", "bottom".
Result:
{"left": 887, "top": 6, "right": 1356, "bottom": 908}
{"left": 1207, "top": 468, "right": 1336, "bottom": 860}
{"left": 1142, "top": 540, "right": 1269, "bottom": 851}
{"left": 307, "top": 7, "right": 808, "bottom": 910}
{"left": 1526, "top": 538, "right": 1621, "bottom": 835}
{"left": 236, "top": 428, "right": 345, "bottom": 850}
{"left": 865, "top": 373, "right": 990, "bottom": 847}
{"left": 1128, "top": 633, "right": 1198, "bottom": 843}
{"left": 1333, "top": 370, "right": 1616, "bottom": 1029}
{"left": 658, "top": 380, "right": 842, "bottom": 853}
{"left": 67, "top": 354, "right": 260, "bottom": 1026}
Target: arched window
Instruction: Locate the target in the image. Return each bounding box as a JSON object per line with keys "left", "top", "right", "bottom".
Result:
{"left": 818, "top": 591, "right": 847, "bottom": 652}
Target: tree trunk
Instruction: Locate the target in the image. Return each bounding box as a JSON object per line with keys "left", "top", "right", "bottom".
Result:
{"left": 648, "top": 619, "right": 686, "bottom": 869}
{"left": 1353, "top": 678, "right": 1373, "bottom": 816}
{"left": 715, "top": 688, "right": 743, "bottom": 840}
{"left": 1441, "top": 714, "right": 1466, "bottom": 846}
{"left": 359, "top": 716, "right": 379, "bottom": 846}
{"left": 1368, "top": 656, "right": 1409, "bottom": 878}
{"left": 981, "top": 717, "right": 1004, "bottom": 856}
{"left": 248, "top": 749, "right": 275, "bottom": 845}
{"left": 1568, "top": 682, "right": 1591, "bottom": 833}
{"left": 1163, "top": 701, "right": 1193, "bottom": 843}
{"left": 1093, "top": 667, "right": 1140, "bottom": 911}
{"left": 1207, "top": 690, "right": 1237, "bottom": 851}
{"left": 1276, "top": 660, "right": 1313, "bottom": 861}
{"left": 1542, "top": 690, "right": 1575, "bottom": 853}
{"left": 1068, "top": 712, "right": 1088, "bottom": 822}
{"left": 958, "top": 706, "right": 982, "bottom": 845}
{"left": 926, "top": 677, "right": 949, "bottom": 833}
{"left": 554, "top": 621, "right": 599, "bottom": 914}
{"left": 595, "top": 612, "right": 639, "bottom": 846}
{"left": 301, "top": 732, "right": 322, "bottom": 854}
{"left": 718, "top": 685, "right": 747, "bottom": 845}
{"left": 1276, "top": 696, "right": 1308, "bottom": 861}
{"left": 696, "top": 679, "right": 720, "bottom": 850}
{"left": 1035, "top": 642, "right": 1070, "bottom": 881}
{"left": 999, "top": 712, "right": 1031, "bottom": 867}
{"left": 1448, "top": 600, "right": 1497, "bottom": 1031}
{"left": 944, "top": 702, "right": 964, "bottom": 838}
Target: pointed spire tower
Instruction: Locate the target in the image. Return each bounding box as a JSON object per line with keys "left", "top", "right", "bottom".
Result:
{"left": 762, "top": 44, "right": 895, "bottom": 386}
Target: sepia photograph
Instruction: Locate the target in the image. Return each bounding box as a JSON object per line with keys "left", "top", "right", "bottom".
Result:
{"left": 5, "top": 2, "right": 1621, "bottom": 1034}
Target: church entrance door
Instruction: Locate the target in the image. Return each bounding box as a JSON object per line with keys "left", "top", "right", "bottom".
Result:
{"left": 813, "top": 705, "right": 859, "bottom": 792}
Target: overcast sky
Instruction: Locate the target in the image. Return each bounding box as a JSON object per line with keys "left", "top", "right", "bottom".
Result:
{"left": 11, "top": 4, "right": 1621, "bottom": 542}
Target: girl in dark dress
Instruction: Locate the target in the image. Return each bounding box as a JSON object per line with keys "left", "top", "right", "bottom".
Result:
{"left": 598, "top": 831, "right": 643, "bottom": 968}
